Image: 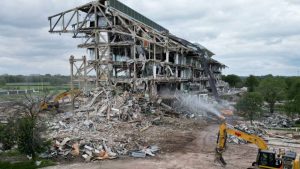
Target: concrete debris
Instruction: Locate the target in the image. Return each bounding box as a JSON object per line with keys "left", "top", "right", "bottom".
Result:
{"left": 46, "top": 87, "right": 170, "bottom": 161}
{"left": 227, "top": 135, "right": 245, "bottom": 144}
{"left": 35, "top": 161, "right": 42, "bottom": 166}
{"left": 0, "top": 115, "right": 8, "bottom": 124}
{"left": 71, "top": 143, "right": 80, "bottom": 156}
{"left": 26, "top": 155, "right": 33, "bottom": 160}
{"left": 131, "top": 151, "right": 146, "bottom": 158}
{"left": 50, "top": 138, "right": 118, "bottom": 161}
{"left": 82, "top": 154, "right": 91, "bottom": 162}
{"left": 131, "top": 145, "right": 160, "bottom": 158}
{"left": 262, "top": 114, "right": 293, "bottom": 128}
{"left": 84, "top": 145, "right": 93, "bottom": 151}
{"left": 234, "top": 123, "right": 266, "bottom": 137}
{"left": 149, "top": 145, "right": 160, "bottom": 152}
{"left": 60, "top": 137, "right": 71, "bottom": 147}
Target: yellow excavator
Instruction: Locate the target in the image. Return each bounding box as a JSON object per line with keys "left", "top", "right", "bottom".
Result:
{"left": 40, "top": 89, "right": 80, "bottom": 111}
{"left": 215, "top": 122, "right": 300, "bottom": 169}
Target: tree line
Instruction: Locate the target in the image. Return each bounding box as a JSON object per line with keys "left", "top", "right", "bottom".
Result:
{"left": 222, "top": 74, "right": 300, "bottom": 123}
{"left": 0, "top": 74, "right": 70, "bottom": 86}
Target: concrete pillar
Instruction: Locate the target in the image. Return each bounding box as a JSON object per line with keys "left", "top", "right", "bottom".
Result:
{"left": 153, "top": 65, "right": 157, "bottom": 79}
{"left": 180, "top": 83, "right": 184, "bottom": 91}
{"left": 132, "top": 27, "right": 137, "bottom": 90}
{"left": 95, "top": 32, "right": 100, "bottom": 87}
{"left": 69, "top": 55, "right": 75, "bottom": 112}
{"left": 175, "top": 52, "right": 179, "bottom": 78}
{"left": 133, "top": 39, "right": 137, "bottom": 79}
{"left": 83, "top": 55, "right": 87, "bottom": 93}
{"left": 113, "top": 68, "right": 117, "bottom": 78}
{"left": 149, "top": 43, "right": 151, "bottom": 59}
{"left": 151, "top": 81, "right": 157, "bottom": 97}
{"left": 154, "top": 44, "right": 156, "bottom": 60}
{"left": 129, "top": 68, "right": 131, "bottom": 78}
{"left": 166, "top": 49, "right": 169, "bottom": 63}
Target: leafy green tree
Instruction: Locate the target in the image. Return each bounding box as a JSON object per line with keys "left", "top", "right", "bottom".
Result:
{"left": 17, "top": 117, "right": 48, "bottom": 160}
{"left": 258, "top": 78, "right": 287, "bottom": 114}
{"left": 222, "top": 74, "right": 242, "bottom": 88}
{"left": 285, "top": 95, "right": 300, "bottom": 118}
{"left": 0, "top": 119, "right": 17, "bottom": 150}
{"left": 287, "top": 80, "right": 300, "bottom": 99}
{"left": 285, "top": 77, "right": 300, "bottom": 90}
{"left": 285, "top": 80, "right": 300, "bottom": 117}
{"left": 0, "top": 77, "right": 5, "bottom": 86}
{"left": 245, "top": 75, "right": 259, "bottom": 92}
{"left": 3, "top": 94, "right": 50, "bottom": 160}
{"left": 236, "top": 92, "right": 263, "bottom": 124}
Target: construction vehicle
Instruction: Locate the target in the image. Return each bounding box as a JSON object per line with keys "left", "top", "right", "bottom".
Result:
{"left": 40, "top": 89, "right": 80, "bottom": 111}
{"left": 215, "top": 122, "right": 300, "bottom": 169}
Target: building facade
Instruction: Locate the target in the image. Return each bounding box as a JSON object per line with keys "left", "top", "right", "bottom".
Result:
{"left": 48, "top": 0, "right": 227, "bottom": 97}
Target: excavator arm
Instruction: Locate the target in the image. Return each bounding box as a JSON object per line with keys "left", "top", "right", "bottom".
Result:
{"left": 215, "top": 123, "right": 268, "bottom": 166}
{"left": 216, "top": 123, "right": 268, "bottom": 151}
{"left": 215, "top": 123, "right": 300, "bottom": 169}
{"left": 53, "top": 89, "right": 80, "bottom": 103}
{"left": 40, "top": 89, "right": 81, "bottom": 111}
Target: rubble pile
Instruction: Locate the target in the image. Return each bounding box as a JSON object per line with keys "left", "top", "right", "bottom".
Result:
{"left": 234, "top": 123, "right": 266, "bottom": 136}
{"left": 46, "top": 87, "right": 167, "bottom": 160}
{"left": 43, "top": 136, "right": 160, "bottom": 161}
{"left": 227, "top": 114, "right": 294, "bottom": 145}
{"left": 262, "top": 114, "right": 293, "bottom": 128}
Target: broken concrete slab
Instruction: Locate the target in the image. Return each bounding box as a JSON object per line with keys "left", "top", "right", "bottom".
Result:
{"left": 131, "top": 151, "right": 146, "bottom": 158}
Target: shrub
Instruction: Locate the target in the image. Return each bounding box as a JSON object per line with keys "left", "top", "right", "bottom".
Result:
{"left": 17, "top": 117, "right": 48, "bottom": 160}
{"left": 0, "top": 119, "right": 17, "bottom": 150}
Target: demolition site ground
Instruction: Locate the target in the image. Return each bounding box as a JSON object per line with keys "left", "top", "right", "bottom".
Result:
{"left": 43, "top": 124, "right": 300, "bottom": 169}
{"left": 1, "top": 88, "right": 300, "bottom": 169}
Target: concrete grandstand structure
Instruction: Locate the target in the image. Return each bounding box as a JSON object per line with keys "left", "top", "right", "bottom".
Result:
{"left": 48, "top": 0, "right": 227, "bottom": 97}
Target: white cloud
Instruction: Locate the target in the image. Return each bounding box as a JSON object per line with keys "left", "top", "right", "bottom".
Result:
{"left": 0, "top": 0, "right": 299, "bottom": 76}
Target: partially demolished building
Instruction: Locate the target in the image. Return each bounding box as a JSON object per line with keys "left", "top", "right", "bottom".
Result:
{"left": 48, "top": 0, "right": 226, "bottom": 97}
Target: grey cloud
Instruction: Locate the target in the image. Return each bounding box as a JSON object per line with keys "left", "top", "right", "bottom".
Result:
{"left": 286, "top": 0, "right": 300, "bottom": 5}
{"left": 265, "top": 38, "right": 283, "bottom": 45}
{"left": 0, "top": 0, "right": 91, "bottom": 29}
{"left": 217, "top": 54, "right": 299, "bottom": 76}
{"left": 0, "top": 0, "right": 299, "bottom": 75}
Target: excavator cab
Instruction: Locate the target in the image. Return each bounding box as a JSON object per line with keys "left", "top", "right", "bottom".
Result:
{"left": 255, "top": 150, "right": 282, "bottom": 169}
{"left": 282, "top": 151, "right": 297, "bottom": 169}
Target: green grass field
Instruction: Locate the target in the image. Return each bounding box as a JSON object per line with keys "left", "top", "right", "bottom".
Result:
{"left": 0, "top": 82, "right": 73, "bottom": 102}
{"left": 1, "top": 84, "right": 70, "bottom": 91}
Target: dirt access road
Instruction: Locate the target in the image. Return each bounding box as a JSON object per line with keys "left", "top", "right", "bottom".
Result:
{"left": 45, "top": 124, "right": 258, "bottom": 169}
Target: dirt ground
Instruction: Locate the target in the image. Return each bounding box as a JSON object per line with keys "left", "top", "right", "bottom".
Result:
{"left": 44, "top": 124, "right": 260, "bottom": 169}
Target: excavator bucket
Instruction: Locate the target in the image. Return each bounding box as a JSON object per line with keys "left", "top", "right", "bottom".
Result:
{"left": 215, "top": 149, "right": 227, "bottom": 167}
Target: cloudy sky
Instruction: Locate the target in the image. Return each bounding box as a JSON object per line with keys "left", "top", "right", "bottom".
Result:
{"left": 0, "top": 0, "right": 299, "bottom": 76}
